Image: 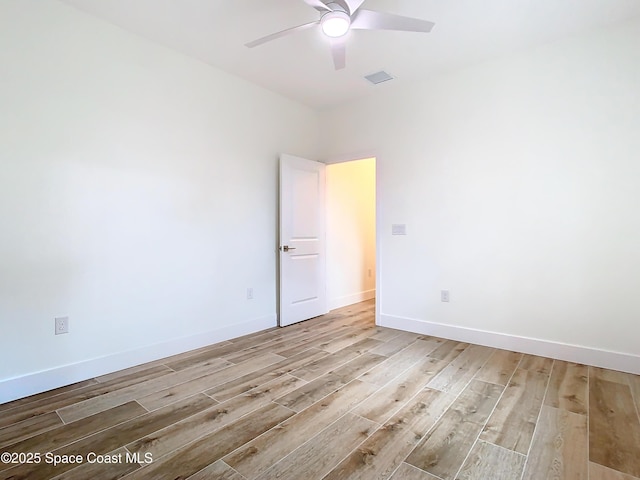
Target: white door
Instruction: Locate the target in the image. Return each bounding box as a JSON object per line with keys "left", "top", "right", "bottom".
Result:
{"left": 279, "top": 154, "right": 328, "bottom": 327}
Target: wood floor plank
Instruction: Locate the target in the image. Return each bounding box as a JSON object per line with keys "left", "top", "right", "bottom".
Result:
{"left": 94, "top": 361, "right": 179, "bottom": 383}
{"left": 369, "top": 331, "right": 421, "bottom": 357}
{"left": 331, "top": 351, "right": 388, "bottom": 382}
{"left": 589, "top": 462, "right": 640, "bottom": 480}
{"left": 457, "top": 440, "right": 526, "bottom": 480}
{"left": 589, "top": 377, "right": 640, "bottom": 477}
{"left": 57, "top": 357, "right": 232, "bottom": 423}
{"left": 273, "top": 372, "right": 342, "bottom": 412}
{"left": 136, "top": 352, "right": 284, "bottom": 411}
{"left": 389, "top": 463, "right": 441, "bottom": 480}
{"left": 627, "top": 373, "right": 640, "bottom": 419}
{"left": 274, "top": 352, "right": 385, "bottom": 412}
{"left": 416, "top": 334, "right": 447, "bottom": 346}
{"left": 479, "top": 367, "right": 549, "bottom": 454}
{"left": 519, "top": 354, "right": 553, "bottom": 375}
{"left": 521, "top": 406, "right": 587, "bottom": 480}
{"left": 187, "top": 460, "right": 245, "bottom": 480}
{"left": 427, "top": 340, "right": 470, "bottom": 362}
{"left": 0, "top": 394, "right": 216, "bottom": 480}
{"left": 0, "top": 365, "right": 172, "bottom": 429}
{"left": 165, "top": 332, "right": 280, "bottom": 371}
{"left": 359, "top": 340, "right": 438, "bottom": 387}
{"left": 369, "top": 327, "right": 404, "bottom": 343}
{"left": 289, "top": 338, "right": 382, "bottom": 381}
{"left": 474, "top": 350, "right": 522, "bottom": 386}
{"left": 291, "top": 348, "right": 360, "bottom": 382}
{"left": 225, "top": 379, "right": 378, "bottom": 478}
{"left": 226, "top": 328, "right": 279, "bottom": 345}
{"left": 203, "top": 348, "right": 328, "bottom": 402}
{"left": 273, "top": 325, "right": 357, "bottom": 358}
{"left": 405, "top": 380, "right": 503, "bottom": 480}
{"left": 4, "top": 401, "right": 147, "bottom": 455}
{"left": 50, "top": 447, "right": 141, "bottom": 480}
{"left": 222, "top": 328, "right": 324, "bottom": 364}
{"left": 354, "top": 356, "right": 448, "bottom": 424}
{"left": 590, "top": 366, "right": 632, "bottom": 385}
{"left": 146, "top": 339, "right": 250, "bottom": 369}
{"left": 0, "top": 412, "right": 62, "bottom": 449}
{"left": 321, "top": 301, "right": 373, "bottom": 319}
{"left": 317, "top": 326, "right": 378, "bottom": 354}
{"left": 426, "top": 344, "right": 494, "bottom": 395}
{"left": 324, "top": 388, "right": 455, "bottom": 480}
{"left": 254, "top": 412, "right": 377, "bottom": 480}
{"left": 0, "top": 379, "right": 98, "bottom": 413}
{"left": 325, "top": 308, "right": 374, "bottom": 324}
{"left": 225, "top": 316, "right": 351, "bottom": 360}
{"left": 544, "top": 361, "right": 588, "bottom": 415}
{"left": 127, "top": 374, "right": 304, "bottom": 460}
{"left": 124, "top": 403, "right": 294, "bottom": 480}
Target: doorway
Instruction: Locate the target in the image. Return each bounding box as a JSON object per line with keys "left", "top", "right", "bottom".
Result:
{"left": 325, "top": 157, "right": 376, "bottom": 311}
{"left": 278, "top": 155, "right": 376, "bottom": 327}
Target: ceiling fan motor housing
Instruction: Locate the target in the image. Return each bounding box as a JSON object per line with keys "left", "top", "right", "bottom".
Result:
{"left": 321, "top": 3, "right": 351, "bottom": 37}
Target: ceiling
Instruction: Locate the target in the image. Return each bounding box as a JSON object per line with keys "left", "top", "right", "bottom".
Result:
{"left": 60, "top": 0, "right": 640, "bottom": 109}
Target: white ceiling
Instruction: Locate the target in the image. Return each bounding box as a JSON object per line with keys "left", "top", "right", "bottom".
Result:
{"left": 60, "top": 0, "right": 640, "bottom": 109}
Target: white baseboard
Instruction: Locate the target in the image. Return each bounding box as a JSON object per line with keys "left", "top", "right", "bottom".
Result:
{"left": 329, "top": 289, "right": 376, "bottom": 311}
{"left": 0, "top": 314, "right": 276, "bottom": 405}
{"left": 379, "top": 313, "right": 640, "bottom": 375}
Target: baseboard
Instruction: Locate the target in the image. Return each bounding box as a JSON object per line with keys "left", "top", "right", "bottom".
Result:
{"left": 379, "top": 313, "right": 640, "bottom": 375}
{"left": 329, "top": 289, "right": 376, "bottom": 311}
{"left": 0, "top": 314, "right": 276, "bottom": 405}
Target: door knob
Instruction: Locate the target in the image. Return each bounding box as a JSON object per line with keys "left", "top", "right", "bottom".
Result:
{"left": 280, "top": 245, "right": 296, "bottom": 252}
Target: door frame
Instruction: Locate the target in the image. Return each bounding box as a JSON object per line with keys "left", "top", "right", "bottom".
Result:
{"left": 277, "top": 150, "right": 381, "bottom": 327}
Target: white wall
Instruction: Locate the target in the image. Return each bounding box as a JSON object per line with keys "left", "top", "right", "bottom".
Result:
{"left": 0, "top": 0, "right": 318, "bottom": 402}
{"left": 320, "top": 19, "right": 640, "bottom": 371}
{"left": 326, "top": 159, "right": 376, "bottom": 310}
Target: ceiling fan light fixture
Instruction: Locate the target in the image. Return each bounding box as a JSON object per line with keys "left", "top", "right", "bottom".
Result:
{"left": 321, "top": 10, "right": 351, "bottom": 38}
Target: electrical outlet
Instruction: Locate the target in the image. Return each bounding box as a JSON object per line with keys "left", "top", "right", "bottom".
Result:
{"left": 441, "top": 290, "right": 450, "bottom": 303}
{"left": 247, "top": 288, "right": 254, "bottom": 300}
{"left": 55, "top": 316, "right": 69, "bottom": 335}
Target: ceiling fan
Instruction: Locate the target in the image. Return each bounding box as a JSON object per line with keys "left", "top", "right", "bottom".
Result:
{"left": 245, "top": 0, "right": 435, "bottom": 70}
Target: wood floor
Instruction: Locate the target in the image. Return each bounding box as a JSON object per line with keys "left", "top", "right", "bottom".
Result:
{"left": 1, "top": 300, "right": 639, "bottom": 480}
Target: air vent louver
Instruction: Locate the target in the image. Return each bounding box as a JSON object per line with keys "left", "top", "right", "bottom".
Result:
{"left": 364, "top": 71, "right": 394, "bottom": 85}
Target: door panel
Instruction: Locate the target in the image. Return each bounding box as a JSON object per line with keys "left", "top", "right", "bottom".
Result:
{"left": 279, "top": 154, "right": 327, "bottom": 327}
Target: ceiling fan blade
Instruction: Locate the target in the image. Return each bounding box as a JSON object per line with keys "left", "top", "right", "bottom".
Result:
{"left": 342, "top": 0, "right": 366, "bottom": 15}
{"left": 245, "top": 21, "right": 319, "bottom": 48}
{"left": 351, "top": 9, "right": 435, "bottom": 33}
{"left": 330, "top": 38, "right": 346, "bottom": 70}
{"left": 302, "top": 0, "right": 331, "bottom": 12}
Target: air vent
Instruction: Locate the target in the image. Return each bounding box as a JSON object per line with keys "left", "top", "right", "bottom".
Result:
{"left": 364, "top": 70, "right": 394, "bottom": 85}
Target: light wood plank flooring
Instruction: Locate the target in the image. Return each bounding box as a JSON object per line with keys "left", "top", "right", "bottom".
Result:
{"left": 1, "top": 300, "right": 639, "bottom": 479}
